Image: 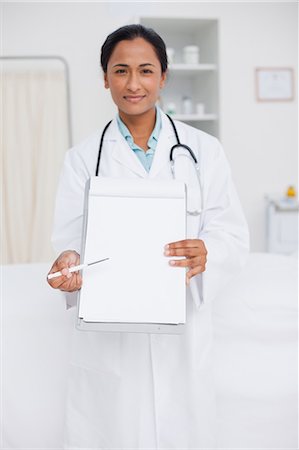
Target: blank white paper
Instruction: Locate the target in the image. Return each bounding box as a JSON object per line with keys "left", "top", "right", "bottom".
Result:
{"left": 78, "top": 177, "right": 186, "bottom": 324}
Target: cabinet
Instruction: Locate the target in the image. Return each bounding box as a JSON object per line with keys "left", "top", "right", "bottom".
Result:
{"left": 265, "top": 196, "right": 298, "bottom": 255}
{"left": 139, "top": 17, "right": 219, "bottom": 137}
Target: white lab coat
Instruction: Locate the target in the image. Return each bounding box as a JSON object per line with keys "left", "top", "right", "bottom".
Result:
{"left": 52, "top": 110, "right": 249, "bottom": 449}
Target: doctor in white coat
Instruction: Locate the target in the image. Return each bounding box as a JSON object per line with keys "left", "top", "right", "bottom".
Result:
{"left": 48, "top": 24, "right": 249, "bottom": 449}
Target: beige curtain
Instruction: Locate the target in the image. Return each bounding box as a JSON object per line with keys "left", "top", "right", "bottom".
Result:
{"left": 1, "top": 68, "right": 69, "bottom": 264}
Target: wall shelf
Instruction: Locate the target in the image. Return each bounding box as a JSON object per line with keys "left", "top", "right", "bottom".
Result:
{"left": 169, "top": 63, "right": 217, "bottom": 72}
{"left": 139, "top": 16, "right": 220, "bottom": 138}
{"left": 172, "top": 114, "right": 218, "bottom": 121}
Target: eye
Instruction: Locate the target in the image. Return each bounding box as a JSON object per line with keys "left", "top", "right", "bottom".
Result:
{"left": 142, "top": 69, "right": 153, "bottom": 74}
{"left": 115, "top": 69, "right": 127, "bottom": 74}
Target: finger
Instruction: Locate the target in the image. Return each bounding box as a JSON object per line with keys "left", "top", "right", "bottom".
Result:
{"left": 48, "top": 260, "right": 62, "bottom": 276}
{"left": 48, "top": 267, "right": 77, "bottom": 288}
{"left": 61, "top": 267, "right": 70, "bottom": 276}
{"left": 69, "top": 263, "right": 79, "bottom": 275}
{"left": 48, "top": 273, "right": 71, "bottom": 289}
{"left": 56, "top": 273, "right": 82, "bottom": 292}
{"left": 60, "top": 281, "right": 78, "bottom": 292}
{"left": 169, "top": 256, "right": 202, "bottom": 269}
{"left": 62, "top": 273, "right": 83, "bottom": 292}
{"left": 48, "top": 251, "right": 79, "bottom": 277}
{"left": 186, "top": 274, "right": 190, "bottom": 286}
{"left": 47, "top": 267, "right": 71, "bottom": 287}
{"left": 165, "top": 247, "right": 201, "bottom": 258}
{"left": 57, "top": 254, "right": 79, "bottom": 270}
{"left": 66, "top": 263, "right": 77, "bottom": 278}
{"left": 165, "top": 239, "right": 200, "bottom": 250}
{"left": 48, "top": 265, "right": 71, "bottom": 282}
{"left": 186, "top": 265, "right": 205, "bottom": 282}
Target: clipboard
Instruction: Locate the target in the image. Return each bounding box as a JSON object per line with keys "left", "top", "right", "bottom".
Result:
{"left": 76, "top": 177, "right": 187, "bottom": 333}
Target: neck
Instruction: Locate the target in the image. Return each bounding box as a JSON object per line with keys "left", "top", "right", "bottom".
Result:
{"left": 119, "top": 108, "right": 156, "bottom": 140}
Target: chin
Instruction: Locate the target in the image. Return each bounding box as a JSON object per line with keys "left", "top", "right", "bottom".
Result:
{"left": 119, "top": 103, "right": 155, "bottom": 117}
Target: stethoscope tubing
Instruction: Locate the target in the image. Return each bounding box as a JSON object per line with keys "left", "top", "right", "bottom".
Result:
{"left": 94, "top": 113, "right": 203, "bottom": 224}
{"left": 166, "top": 114, "right": 198, "bottom": 165}
{"left": 95, "top": 114, "right": 198, "bottom": 177}
{"left": 95, "top": 119, "right": 112, "bottom": 178}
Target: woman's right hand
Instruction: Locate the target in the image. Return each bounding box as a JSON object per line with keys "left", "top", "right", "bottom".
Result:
{"left": 47, "top": 250, "right": 82, "bottom": 292}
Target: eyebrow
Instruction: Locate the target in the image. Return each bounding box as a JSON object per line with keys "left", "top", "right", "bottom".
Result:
{"left": 112, "top": 63, "right": 156, "bottom": 68}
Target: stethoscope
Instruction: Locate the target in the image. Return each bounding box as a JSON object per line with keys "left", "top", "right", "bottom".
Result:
{"left": 95, "top": 113, "right": 202, "bottom": 217}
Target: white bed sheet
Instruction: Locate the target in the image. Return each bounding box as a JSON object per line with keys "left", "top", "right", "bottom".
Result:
{"left": 1, "top": 253, "right": 297, "bottom": 449}
{"left": 212, "top": 252, "right": 297, "bottom": 449}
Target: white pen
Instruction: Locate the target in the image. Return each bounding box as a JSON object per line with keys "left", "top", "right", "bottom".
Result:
{"left": 47, "top": 258, "right": 109, "bottom": 280}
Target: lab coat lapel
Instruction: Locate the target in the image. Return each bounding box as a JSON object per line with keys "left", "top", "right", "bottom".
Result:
{"left": 149, "top": 111, "right": 175, "bottom": 179}
{"left": 104, "top": 118, "right": 147, "bottom": 178}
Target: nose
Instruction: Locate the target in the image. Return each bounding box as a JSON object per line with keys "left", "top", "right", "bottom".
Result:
{"left": 126, "top": 72, "right": 141, "bottom": 92}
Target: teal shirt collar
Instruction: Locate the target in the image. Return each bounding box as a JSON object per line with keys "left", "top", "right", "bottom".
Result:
{"left": 116, "top": 107, "right": 161, "bottom": 151}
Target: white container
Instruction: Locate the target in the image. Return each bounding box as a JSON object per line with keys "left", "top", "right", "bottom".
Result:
{"left": 166, "top": 47, "right": 175, "bottom": 64}
{"left": 165, "top": 102, "right": 177, "bottom": 115}
{"left": 196, "top": 103, "right": 205, "bottom": 116}
{"left": 183, "top": 45, "right": 200, "bottom": 64}
{"left": 182, "top": 96, "right": 193, "bottom": 115}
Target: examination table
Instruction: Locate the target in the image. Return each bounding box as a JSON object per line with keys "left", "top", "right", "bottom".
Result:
{"left": 1, "top": 253, "right": 297, "bottom": 449}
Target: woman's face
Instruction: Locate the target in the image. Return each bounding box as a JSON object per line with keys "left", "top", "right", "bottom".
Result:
{"left": 104, "top": 37, "right": 167, "bottom": 117}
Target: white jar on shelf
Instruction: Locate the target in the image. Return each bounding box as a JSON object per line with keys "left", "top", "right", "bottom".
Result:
{"left": 182, "top": 96, "right": 193, "bottom": 114}
{"left": 183, "top": 46, "right": 200, "bottom": 64}
{"left": 196, "top": 103, "right": 205, "bottom": 116}
{"left": 165, "top": 102, "right": 177, "bottom": 115}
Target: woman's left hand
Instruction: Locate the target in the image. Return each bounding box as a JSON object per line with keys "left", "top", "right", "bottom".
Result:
{"left": 164, "top": 239, "right": 207, "bottom": 285}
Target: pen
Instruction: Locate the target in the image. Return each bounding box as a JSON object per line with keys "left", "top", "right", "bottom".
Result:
{"left": 47, "top": 258, "right": 109, "bottom": 280}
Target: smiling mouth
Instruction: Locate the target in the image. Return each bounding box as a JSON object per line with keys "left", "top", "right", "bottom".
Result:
{"left": 124, "top": 95, "right": 146, "bottom": 103}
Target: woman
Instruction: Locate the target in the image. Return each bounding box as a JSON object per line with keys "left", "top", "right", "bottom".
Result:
{"left": 48, "top": 24, "right": 249, "bottom": 449}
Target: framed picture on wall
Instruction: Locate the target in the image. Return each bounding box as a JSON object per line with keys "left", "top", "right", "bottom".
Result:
{"left": 256, "top": 68, "right": 294, "bottom": 102}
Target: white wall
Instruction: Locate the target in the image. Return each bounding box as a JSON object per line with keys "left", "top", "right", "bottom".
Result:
{"left": 2, "top": 2, "right": 297, "bottom": 251}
